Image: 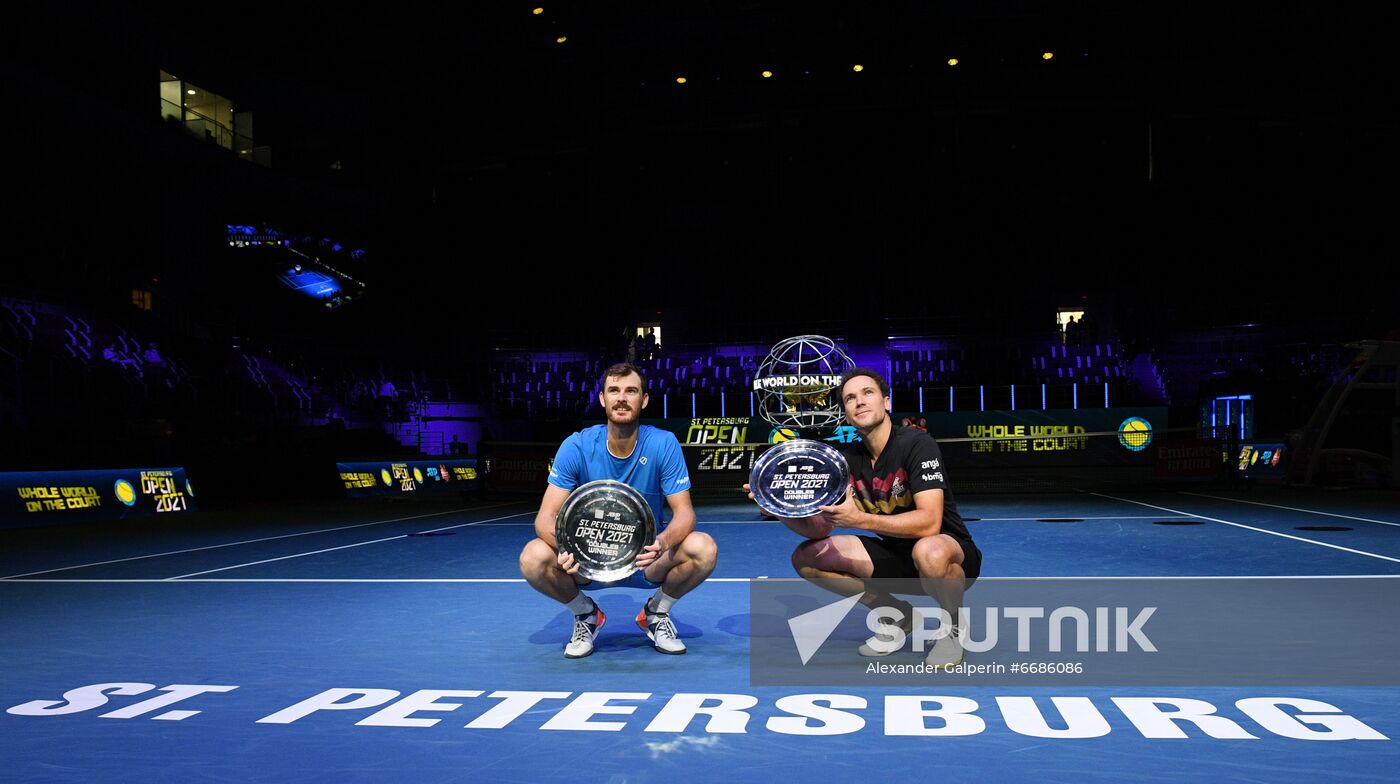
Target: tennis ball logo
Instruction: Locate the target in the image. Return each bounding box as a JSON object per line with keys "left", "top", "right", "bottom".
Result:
{"left": 381, "top": 468, "right": 393, "bottom": 486}
{"left": 413, "top": 467, "right": 424, "bottom": 483}
{"left": 113, "top": 479, "right": 137, "bottom": 506}
{"left": 185, "top": 479, "right": 195, "bottom": 497}
{"left": 769, "top": 428, "right": 799, "bottom": 444}
{"left": 1118, "top": 417, "right": 1153, "bottom": 451}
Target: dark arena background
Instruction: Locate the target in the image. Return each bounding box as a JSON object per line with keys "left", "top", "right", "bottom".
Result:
{"left": 3, "top": 3, "right": 1399, "bottom": 782}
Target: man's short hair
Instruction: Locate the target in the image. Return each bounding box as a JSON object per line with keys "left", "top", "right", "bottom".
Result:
{"left": 840, "top": 367, "right": 889, "bottom": 398}
{"left": 602, "top": 362, "right": 647, "bottom": 391}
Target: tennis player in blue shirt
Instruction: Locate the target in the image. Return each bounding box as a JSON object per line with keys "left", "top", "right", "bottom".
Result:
{"left": 519, "top": 363, "right": 718, "bottom": 658}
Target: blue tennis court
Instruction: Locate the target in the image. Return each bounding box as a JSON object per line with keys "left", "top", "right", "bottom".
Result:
{"left": 10, "top": 3, "right": 1397, "bottom": 782}
{"left": 279, "top": 268, "right": 342, "bottom": 299}
{"left": 4, "top": 489, "right": 1398, "bottom": 783}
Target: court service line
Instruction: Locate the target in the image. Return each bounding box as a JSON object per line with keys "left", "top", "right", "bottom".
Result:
{"left": 1092, "top": 493, "right": 1400, "bottom": 565}
{"left": 931, "top": 516, "right": 1166, "bottom": 522}
{"left": 2, "top": 577, "right": 761, "bottom": 583}
{"left": 0, "top": 502, "right": 525, "bottom": 580}
{"left": 7, "top": 575, "right": 1400, "bottom": 584}
{"left": 1179, "top": 492, "right": 1400, "bottom": 528}
{"left": 163, "top": 511, "right": 534, "bottom": 580}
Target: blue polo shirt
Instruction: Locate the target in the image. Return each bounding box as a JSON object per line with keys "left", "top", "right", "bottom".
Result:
{"left": 547, "top": 424, "right": 691, "bottom": 528}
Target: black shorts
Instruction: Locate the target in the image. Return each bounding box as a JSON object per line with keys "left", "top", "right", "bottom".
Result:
{"left": 859, "top": 533, "right": 982, "bottom": 580}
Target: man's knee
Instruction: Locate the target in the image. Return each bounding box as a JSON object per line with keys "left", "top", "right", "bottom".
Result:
{"left": 791, "top": 539, "right": 823, "bottom": 572}
{"left": 681, "top": 531, "right": 718, "bottom": 569}
{"left": 519, "top": 538, "right": 557, "bottom": 577}
{"left": 912, "top": 536, "right": 959, "bottom": 576}
{"left": 792, "top": 542, "right": 832, "bottom": 581}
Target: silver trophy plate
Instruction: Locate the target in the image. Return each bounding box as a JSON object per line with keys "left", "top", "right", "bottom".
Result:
{"left": 749, "top": 439, "right": 850, "bottom": 518}
{"left": 555, "top": 479, "right": 657, "bottom": 582}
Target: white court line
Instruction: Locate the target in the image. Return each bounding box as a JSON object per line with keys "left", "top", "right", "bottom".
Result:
{"left": 6, "top": 575, "right": 1400, "bottom": 584}
{"left": 0, "top": 502, "right": 525, "bottom": 580}
{"left": 163, "top": 511, "right": 534, "bottom": 580}
{"left": 467, "top": 520, "right": 792, "bottom": 526}
{"left": 1092, "top": 492, "right": 1400, "bottom": 565}
{"left": 958, "top": 516, "right": 1165, "bottom": 522}
{"left": 471, "top": 515, "right": 1168, "bottom": 527}
{"left": 1180, "top": 492, "right": 1400, "bottom": 528}
{"left": 1, "top": 577, "right": 760, "bottom": 583}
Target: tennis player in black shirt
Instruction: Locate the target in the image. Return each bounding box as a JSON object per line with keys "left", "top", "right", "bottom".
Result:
{"left": 754, "top": 367, "right": 982, "bottom": 666}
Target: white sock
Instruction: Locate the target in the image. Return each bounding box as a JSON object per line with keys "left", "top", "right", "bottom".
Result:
{"left": 565, "top": 594, "right": 595, "bottom": 615}
{"left": 648, "top": 590, "right": 678, "bottom": 614}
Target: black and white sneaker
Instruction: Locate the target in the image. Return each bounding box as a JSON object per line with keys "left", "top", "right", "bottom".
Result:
{"left": 858, "top": 600, "right": 916, "bottom": 657}
{"left": 925, "top": 624, "right": 964, "bottom": 668}
{"left": 564, "top": 603, "right": 605, "bottom": 659}
{"left": 636, "top": 603, "right": 686, "bottom": 655}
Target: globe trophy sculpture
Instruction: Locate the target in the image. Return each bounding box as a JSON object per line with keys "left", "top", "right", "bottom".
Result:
{"left": 748, "top": 335, "right": 853, "bottom": 517}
